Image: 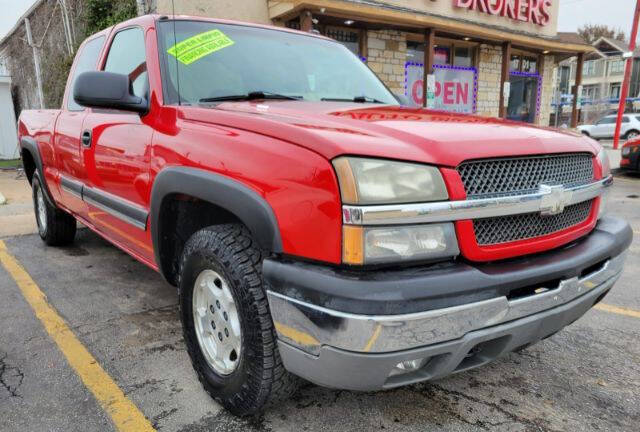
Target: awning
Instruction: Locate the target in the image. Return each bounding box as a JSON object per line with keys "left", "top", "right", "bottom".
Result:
{"left": 269, "top": 0, "right": 594, "bottom": 54}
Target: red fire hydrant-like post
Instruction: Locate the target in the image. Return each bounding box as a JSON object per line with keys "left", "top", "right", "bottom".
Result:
{"left": 613, "top": 0, "right": 640, "bottom": 150}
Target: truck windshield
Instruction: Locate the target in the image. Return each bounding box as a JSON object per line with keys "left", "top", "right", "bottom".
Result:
{"left": 157, "top": 20, "right": 399, "bottom": 106}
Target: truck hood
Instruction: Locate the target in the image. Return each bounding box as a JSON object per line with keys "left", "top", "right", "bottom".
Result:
{"left": 178, "top": 101, "right": 600, "bottom": 167}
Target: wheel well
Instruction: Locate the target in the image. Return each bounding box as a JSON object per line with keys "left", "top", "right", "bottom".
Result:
{"left": 581, "top": 131, "right": 590, "bottom": 136}
{"left": 625, "top": 129, "right": 639, "bottom": 137}
{"left": 158, "top": 194, "right": 242, "bottom": 286}
{"left": 21, "top": 149, "right": 36, "bottom": 184}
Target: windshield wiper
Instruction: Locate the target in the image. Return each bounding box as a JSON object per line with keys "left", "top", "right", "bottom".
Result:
{"left": 321, "top": 96, "right": 385, "bottom": 104}
{"left": 200, "top": 91, "right": 302, "bottom": 103}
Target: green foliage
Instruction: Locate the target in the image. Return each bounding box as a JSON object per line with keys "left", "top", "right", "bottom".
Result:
{"left": 85, "top": 0, "right": 138, "bottom": 37}
{"left": 43, "top": 52, "right": 75, "bottom": 109}
{"left": 41, "top": 0, "right": 138, "bottom": 108}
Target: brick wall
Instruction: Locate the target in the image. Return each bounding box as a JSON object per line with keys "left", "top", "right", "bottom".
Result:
{"left": 476, "top": 44, "right": 502, "bottom": 118}
{"left": 537, "top": 55, "right": 556, "bottom": 126}
{"left": 366, "top": 30, "right": 407, "bottom": 95}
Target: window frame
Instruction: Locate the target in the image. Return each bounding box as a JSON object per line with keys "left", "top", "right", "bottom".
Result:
{"left": 405, "top": 35, "right": 478, "bottom": 69}
{"left": 509, "top": 49, "right": 539, "bottom": 73}
{"left": 65, "top": 35, "right": 106, "bottom": 112}
{"left": 99, "top": 25, "right": 149, "bottom": 102}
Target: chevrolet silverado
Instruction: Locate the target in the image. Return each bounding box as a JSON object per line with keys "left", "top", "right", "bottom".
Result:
{"left": 17, "top": 15, "right": 632, "bottom": 416}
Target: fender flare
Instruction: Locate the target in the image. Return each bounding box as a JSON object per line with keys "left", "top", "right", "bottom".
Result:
{"left": 150, "top": 166, "right": 283, "bottom": 280}
{"left": 20, "top": 136, "right": 57, "bottom": 207}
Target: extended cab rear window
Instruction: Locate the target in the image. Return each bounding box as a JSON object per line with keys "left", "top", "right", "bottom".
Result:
{"left": 156, "top": 20, "right": 398, "bottom": 106}
{"left": 67, "top": 36, "right": 105, "bottom": 111}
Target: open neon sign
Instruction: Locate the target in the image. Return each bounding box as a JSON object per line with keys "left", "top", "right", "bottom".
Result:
{"left": 453, "top": 0, "right": 553, "bottom": 27}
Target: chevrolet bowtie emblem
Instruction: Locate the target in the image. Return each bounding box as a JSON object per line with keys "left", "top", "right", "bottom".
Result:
{"left": 539, "top": 184, "right": 573, "bottom": 216}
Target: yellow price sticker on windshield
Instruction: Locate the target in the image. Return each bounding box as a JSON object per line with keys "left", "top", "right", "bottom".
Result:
{"left": 168, "top": 29, "right": 234, "bottom": 65}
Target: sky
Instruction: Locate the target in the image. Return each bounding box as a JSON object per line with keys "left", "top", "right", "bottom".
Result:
{"left": 0, "top": 0, "right": 638, "bottom": 42}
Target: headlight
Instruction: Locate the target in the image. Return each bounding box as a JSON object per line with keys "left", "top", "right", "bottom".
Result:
{"left": 343, "top": 224, "right": 459, "bottom": 265}
{"left": 597, "top": 148, "right": 611, "bottom": 178}
{"left": 596, "top": 148, "right": 611, "bottom": 220}
{"left": 333, "top": 157, "right": 448, "bottom": 204}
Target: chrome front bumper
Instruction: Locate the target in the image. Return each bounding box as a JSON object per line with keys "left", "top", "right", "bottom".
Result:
{"left": 267, "top": 252, "right": 626, "bottom": 357}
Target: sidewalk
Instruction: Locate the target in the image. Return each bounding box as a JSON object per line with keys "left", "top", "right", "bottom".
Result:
{"left": 599, "top": 140, "right": 622, "bottom": 170}
{"left": 0, "top": 169, "right": 37, "bottom": 237}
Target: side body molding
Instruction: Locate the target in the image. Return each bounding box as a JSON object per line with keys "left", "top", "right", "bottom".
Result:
{"left": 20, "top": 136, "right": 56, "bottom": 207}
{"left": 150, "top": 167, "right": 284, "bottom": 279}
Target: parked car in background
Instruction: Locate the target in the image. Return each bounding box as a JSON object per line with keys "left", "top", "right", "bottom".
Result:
{"left": 621, "top": 138, "right": 640, "bottom": 171}
{"left": 578, "top": 114, "right": 640, "bottom": 140}
{"left": 17, "top": 15, "right": 632, "bottom": 417}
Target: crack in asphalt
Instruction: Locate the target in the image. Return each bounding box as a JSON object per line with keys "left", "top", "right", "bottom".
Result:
{"left": 425, "top": 383, "right": 558, "bottom": 432}
{"left": 0, "top": 353, "right": 24, "bottom": 399}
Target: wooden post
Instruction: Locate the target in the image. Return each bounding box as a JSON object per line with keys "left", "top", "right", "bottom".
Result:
{"left": 499, "top": 41, "right": 512, "bottom": 118}
{"left": 571, "top": 52, "right": 584, "bottom": 128}
{"left": 422, "top": 28, "right": 435, "bottom": 108}
{"left": 359, "top": 29, "right": 368, "bottom": 60}
{"left": 300, "top": 10, "right": 313, "bottom": 32}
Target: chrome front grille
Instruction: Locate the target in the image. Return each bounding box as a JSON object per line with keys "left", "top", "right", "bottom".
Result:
{"left": 457, "top": 153, "right": 594, "bottom": 199}
{"left": 473, "top": 200, "right": 594, "bottom": 245}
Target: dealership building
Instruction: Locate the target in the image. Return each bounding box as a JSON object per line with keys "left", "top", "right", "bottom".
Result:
{"left": 158, "top": 0, "right": 592, "bottom": 126}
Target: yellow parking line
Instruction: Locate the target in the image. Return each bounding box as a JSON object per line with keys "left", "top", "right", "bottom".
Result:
{"left": 0, "top": 240, "right": 155, "bottom": 432}
{"left": 595, "top": 303, "right": 640, "bottom": 319}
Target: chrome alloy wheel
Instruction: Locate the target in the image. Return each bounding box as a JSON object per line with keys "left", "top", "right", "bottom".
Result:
{"left": 192, "top": 269, "right": 242, "bottom": 375}
{"left": 36, "top": 187, "right": 47, "bottom": 233}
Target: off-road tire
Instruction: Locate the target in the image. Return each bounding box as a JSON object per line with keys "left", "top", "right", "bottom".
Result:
{"left": 32, "top": 172, "right": 76, "bottom": 246}
{"left": 178, "top": 224, "right": 298, "bottom": 417}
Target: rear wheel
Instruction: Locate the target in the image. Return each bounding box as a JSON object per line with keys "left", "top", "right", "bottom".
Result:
{"left": 625, "top": 130, "right": 640, "bottom": 140}
{"left": 32, "top": 172, "right": 76, "bottom": 246}
{"left": 178, "top": 224, "right": 297, "bottom": 416}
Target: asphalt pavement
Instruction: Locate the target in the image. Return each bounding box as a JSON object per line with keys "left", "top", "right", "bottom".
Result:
{"left": 0, "top": 171, "right": 639, "bottom": 432}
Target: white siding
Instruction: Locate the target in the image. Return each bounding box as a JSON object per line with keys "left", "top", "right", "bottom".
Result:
{"left": 0, "top": 76, "right": 18, "bottom": 159}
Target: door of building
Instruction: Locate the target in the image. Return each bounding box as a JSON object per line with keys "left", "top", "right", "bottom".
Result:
{"left": 507, "top": 74, "right": 539, "bottom": 123}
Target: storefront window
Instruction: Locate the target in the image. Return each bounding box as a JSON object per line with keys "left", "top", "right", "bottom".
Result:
{"left": 522, "top": 56, "right": 537, "bottom": 73}
{"left": 510, "top": 53, "right": 539, "bottom": 73}
{"left": 434, "top": 46, "right": 450, "bottom": 65}
{"left": 325, "top": 27, "right": 359, "bottom": 55}
{"left": 510, "top": 55, "right": 520, "bottom": 72}
{"left": 507, "top": 74, "right": 539, "bottom": 123}
{"left": 407, "top": 40, "right": 475, "bottom": 67}
{"left": 454, "top": 46, "right": 472, "bottom": 67}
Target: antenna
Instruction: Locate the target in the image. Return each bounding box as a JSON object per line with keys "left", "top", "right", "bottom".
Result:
{"left": 172, "top": 0, "right": 181, "bottom": 106}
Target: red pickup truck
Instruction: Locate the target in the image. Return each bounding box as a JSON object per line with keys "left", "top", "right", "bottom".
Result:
{"left": 18, "top": 15, "right": 632, "bottom": 416}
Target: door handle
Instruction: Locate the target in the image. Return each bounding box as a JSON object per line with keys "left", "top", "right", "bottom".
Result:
{"left": 81, "top": 130, "right": 92, "bottom": 148}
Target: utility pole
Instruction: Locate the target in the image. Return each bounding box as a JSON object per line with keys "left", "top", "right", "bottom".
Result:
{"left": 24, "top": 18, "right": 44, "bottom": 110}
{"left": 613, "top": 0, "right": 640, "bottom": 149}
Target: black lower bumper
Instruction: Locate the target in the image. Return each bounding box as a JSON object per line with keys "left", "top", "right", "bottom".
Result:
{"left": 264, "top": 217, "right": 632, "bottom": 316}
{"left": 264, "top": 217, "right": 631, "bottom": 391}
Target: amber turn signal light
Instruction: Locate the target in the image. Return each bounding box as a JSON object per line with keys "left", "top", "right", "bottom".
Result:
{"left": 342, "top": 225, "right": 364, "bottom": 265}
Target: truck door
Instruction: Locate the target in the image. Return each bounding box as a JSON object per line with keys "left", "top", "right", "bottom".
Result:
{"left": 55, "top": 35, "right": 105, "bottom": 215}
{"left": 80, "top": 26, "right": 154, "bottom": 262}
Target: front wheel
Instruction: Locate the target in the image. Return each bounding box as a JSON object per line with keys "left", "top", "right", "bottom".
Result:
{"left": 32, "top": 172, "right": 76, "bottom": 246}
{"left": 178, "top": 224, "right": 297, "bottom": 416}
{"left": 625, "top": 130, "right": 639, "bottom": 140}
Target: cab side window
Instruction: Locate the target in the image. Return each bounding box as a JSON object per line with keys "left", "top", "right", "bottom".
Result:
{"left": 67, "top": 36, "right": 105, "bottom": 111}
{"left": 104, "top": 28, "right": 148, "bottom": 99}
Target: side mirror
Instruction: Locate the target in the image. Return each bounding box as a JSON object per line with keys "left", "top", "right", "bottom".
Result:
{"left": 74, "top": 71, "right": 148, "bottom": 114}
